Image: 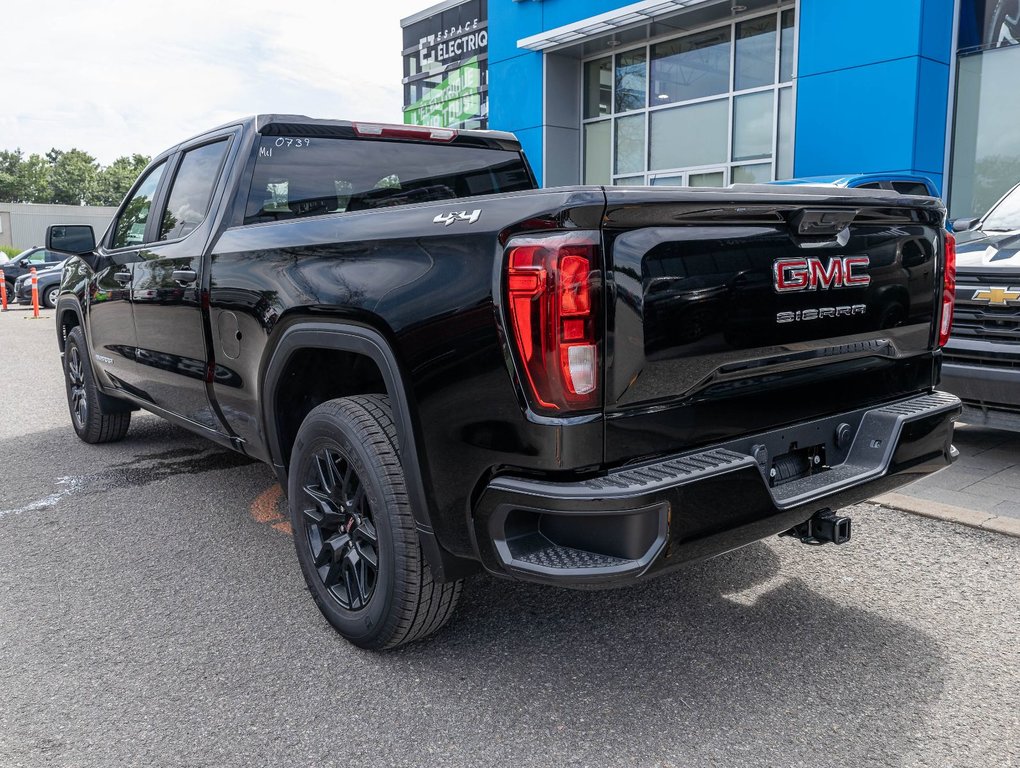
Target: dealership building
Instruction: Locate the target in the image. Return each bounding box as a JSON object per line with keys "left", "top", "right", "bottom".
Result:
{"left": 403, "top": 0, "right": 1020, "bottom": 218}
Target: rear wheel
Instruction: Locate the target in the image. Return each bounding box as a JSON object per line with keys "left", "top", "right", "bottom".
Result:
{"left": 288, "top": 395, "right": 462, "bottom": 649}
{"left": 63, "top": 326, "right": 131, "bottom": 443}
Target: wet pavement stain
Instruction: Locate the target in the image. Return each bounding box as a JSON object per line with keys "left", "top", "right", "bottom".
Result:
{"left": 0, "top": 446, "right": 258, "bottom": 518}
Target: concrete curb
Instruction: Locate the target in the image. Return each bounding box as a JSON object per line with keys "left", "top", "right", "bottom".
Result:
{"left": 873, "top": 492, "right": 1020, "bottom": 538}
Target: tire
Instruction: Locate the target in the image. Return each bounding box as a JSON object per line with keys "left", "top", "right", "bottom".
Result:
{"left": 43, "top": 285, "right": 59, "bottom": 309}
{"left": 288, "top": 395, "right": 462, "bottom": 650}
{"left": 63, "top": 326, "right": 131, "bottom": 443}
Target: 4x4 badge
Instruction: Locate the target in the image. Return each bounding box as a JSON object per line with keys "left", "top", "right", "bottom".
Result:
{"left": 433, "top": 209, "right": 481, "bottom": 226}
{"left": 972, "top": 287, "right": 1020, "bottom": 305}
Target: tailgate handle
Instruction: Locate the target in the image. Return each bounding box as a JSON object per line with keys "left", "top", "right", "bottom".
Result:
{"left": 790, "top": 208, "right": 858, "bottom": 248}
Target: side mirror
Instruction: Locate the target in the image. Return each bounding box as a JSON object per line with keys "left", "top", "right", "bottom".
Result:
{"left": 46, "top": 224, "right": 96, "bottom": 255}
{"left": 950, "top": 217, "right": 979, "bottom": 232}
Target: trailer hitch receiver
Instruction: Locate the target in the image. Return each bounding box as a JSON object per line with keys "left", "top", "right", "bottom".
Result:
{"left": 780, "top": 508, "right": 852, "bottom": 545}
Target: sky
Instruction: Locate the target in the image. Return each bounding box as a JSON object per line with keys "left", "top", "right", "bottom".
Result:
{"left": 1, "top": 0, "right": 433, "bottom": 165}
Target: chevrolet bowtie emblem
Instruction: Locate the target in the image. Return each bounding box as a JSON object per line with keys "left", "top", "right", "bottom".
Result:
{"left": 972, "top": 287, "right": 1020, "bottom": 305}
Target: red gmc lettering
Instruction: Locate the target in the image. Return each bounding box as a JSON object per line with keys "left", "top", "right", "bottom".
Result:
{"left": 773, "top": 256, "right": 871, "bottom": 292}
{"left": 774, "top": 259, "right": 809, "bottom": 292}
{"left": 808, "top": 259, "right": 844, "bottom": 289}
{"left": 843, "top": 256, "right": 871, "bottom": 286}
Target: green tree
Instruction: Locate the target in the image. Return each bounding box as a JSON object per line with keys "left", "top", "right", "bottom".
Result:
{"left": 20, "top": 154, "right": 52, "bottom": 202}
{"left": 94, "top": 154, "right": 150, "bottom": 206}
{"left": 49, "top": 148, "right": 98, "bottom": 205}
{"left": 0, "top": 149, "right": 26, "bottom": 202}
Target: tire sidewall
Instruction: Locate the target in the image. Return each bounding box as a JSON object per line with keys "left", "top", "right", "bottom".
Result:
{"left": 288, "top": 409, "right": 402, "bottom": 646}
{"left": 44, "top": 286, "right": 59, "bottom": 309}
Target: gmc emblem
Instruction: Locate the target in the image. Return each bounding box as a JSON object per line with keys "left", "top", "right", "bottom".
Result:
{"left": 773, "top": 256, "right": 871, "bottom": 293}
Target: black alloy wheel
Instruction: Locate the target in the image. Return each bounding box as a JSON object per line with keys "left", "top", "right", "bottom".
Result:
{"left": 302, "top": 447, "right": 379, "bottom": 611}
{"left": 288, "top": 395, "right": 462, "bottom": 649}
{"left": 62, "top": 326, "right": 132, "bottom": 443}
{"left": 67, "top": 344, "right": 88, "bottom": 430}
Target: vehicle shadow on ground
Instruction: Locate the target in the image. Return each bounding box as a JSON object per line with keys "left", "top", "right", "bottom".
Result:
{"left": 389, "top": 543, "right": 945, "bottom": 766}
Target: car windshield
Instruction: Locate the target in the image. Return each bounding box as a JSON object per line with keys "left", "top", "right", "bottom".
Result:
{"left": 983, "top": 184, "right": 1020, "bottom": 231}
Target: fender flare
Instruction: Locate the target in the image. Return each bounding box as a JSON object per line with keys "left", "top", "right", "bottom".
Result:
{"left": 261, "top": 319, "right": 474, "bottom": 583}
{"left": 54, "top": 295, "right": 86, "bottom": 353}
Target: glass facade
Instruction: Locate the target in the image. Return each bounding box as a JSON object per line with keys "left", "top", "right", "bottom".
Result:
{"left": 949, "top": 44, "right": 1020, "bottom": 218}
{"left": 402, "top": 0, "right": 488, "bottom": 130}
{"left": 582, "top": 7, "right": 795, "bottom": 187}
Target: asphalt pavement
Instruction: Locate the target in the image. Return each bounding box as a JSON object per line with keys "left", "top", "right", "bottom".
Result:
{"left": 1, "top": 304, "right": 1018, "bottom": 767}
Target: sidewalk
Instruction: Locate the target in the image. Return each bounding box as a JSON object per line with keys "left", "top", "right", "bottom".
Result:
{"left": 875, "top": 424, "right": 1020, "bottom": 537}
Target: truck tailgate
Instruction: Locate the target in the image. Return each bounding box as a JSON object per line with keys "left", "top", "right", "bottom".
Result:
{"left": 603, "top": 186, "right": 947, "bottom": 464}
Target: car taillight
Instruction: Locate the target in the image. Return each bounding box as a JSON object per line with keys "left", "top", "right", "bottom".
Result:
{"left": 352, "top": 122, "right": 456, "bottom": 142}
{"left": 505, "top": 232, "right": 600, "bottom": 412}
{"left": 939, "top": 231, "right": 956, "bottom": 348}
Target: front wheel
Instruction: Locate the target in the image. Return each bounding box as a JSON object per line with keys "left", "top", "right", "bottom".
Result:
{"left": 43, "top": 285, "right": 59, "bottom": 309}
{"left": 288, "top": 395, "right": 462, "bottom": 649}
{"left": 63, "top": 326, "right": 131, "bottom": 443}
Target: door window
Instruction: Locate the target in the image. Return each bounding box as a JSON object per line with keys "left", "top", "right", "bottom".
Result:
{"left": 26, "top": 249, "right": 48, "bottom": 264}
{"left": 159, "top": 140, "right": 230, "bottom": 241}
{"left": 112, "top": 161, "right": 167, "bottom": 249}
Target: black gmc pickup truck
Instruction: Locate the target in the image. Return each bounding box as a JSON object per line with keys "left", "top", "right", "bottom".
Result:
{"left": 51, "top": 115, "right": 961, "bottom": 649}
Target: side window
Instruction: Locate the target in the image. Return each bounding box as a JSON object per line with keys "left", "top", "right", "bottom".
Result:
{"left": 892, "top": 181, "right": 930, "bottom": 196}
{"left": 159, "top": 139, "right": 230, "bottom": 241}
{"left": 27, "top": 249, "right": 47, "bottom": 264}
{"left": 112, "top": 161, "right": 167, "bottom": 249}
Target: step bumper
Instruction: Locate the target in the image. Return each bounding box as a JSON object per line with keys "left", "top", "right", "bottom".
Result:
{"left": 472, "top": 391, "right": 961, "bottom": 586}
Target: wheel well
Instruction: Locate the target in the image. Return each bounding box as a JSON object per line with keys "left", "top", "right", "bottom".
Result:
{"left": 274, "top": 347, "right": 387, "bottom": 467}
{"left": 58, "top": 309, "right": 81, "bottom": 352}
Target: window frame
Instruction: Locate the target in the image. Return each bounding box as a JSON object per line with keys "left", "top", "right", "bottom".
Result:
{"left": 579, "top": 3, "right": 797, "bottom": 188}
{"left": 155, "top": 136, "right": 233, "bottom": 246}
{"left": 106, "top": 158, "right": 170, "bottom": 252}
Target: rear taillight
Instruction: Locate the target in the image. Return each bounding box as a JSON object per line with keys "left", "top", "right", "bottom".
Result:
{"left": 505, "top": 232, "right": 600, "bottom": 412}
{"left": 939, "top": 231, "right": 956, "bottom": 348}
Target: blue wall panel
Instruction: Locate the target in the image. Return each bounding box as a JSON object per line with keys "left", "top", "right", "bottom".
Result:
{"left": 488, "top": 0, "right": 543, "bottom": 64}
{"left": 914, "top": 57, "right": 951, "bottom": 179}
{"left": 798, "top": 0, "right": 924, "bottom": 76}
{"left": 921, "top": 0, "right": 955, "bottom": 64}
{"left": 488, "top": 54, "right": 545, "bottom": 133}
{"left": 540, "top": 0, "right": 636, "bottom": 29}
{"left": 794, "top": 0, "right": 954, "bottom": 187}
{"left": 488, "top": 1, "right": 547, "bottom": 180}
{"left": 512, "top": 126, "right": 544, "bottom": 182}
{"left": 798, "top": 0, "right": 926, "bottom": 75}
{"left": 795, "top": 57, "right": 921, "bottom": 176}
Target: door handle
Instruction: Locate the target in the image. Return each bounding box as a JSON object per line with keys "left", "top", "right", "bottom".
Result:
{"left": 113, "top": 271, "right": 132, "bottom": 284}
{"left": 172, "top": 269, "right": 198, "bottom": 285}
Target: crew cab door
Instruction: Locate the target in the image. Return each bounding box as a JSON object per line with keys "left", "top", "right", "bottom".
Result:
{"left": 129, "top": 133, "right": 234, "bottom": 433}
{"left": 88, "top": 159, "right": 169, "bottom": 392}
